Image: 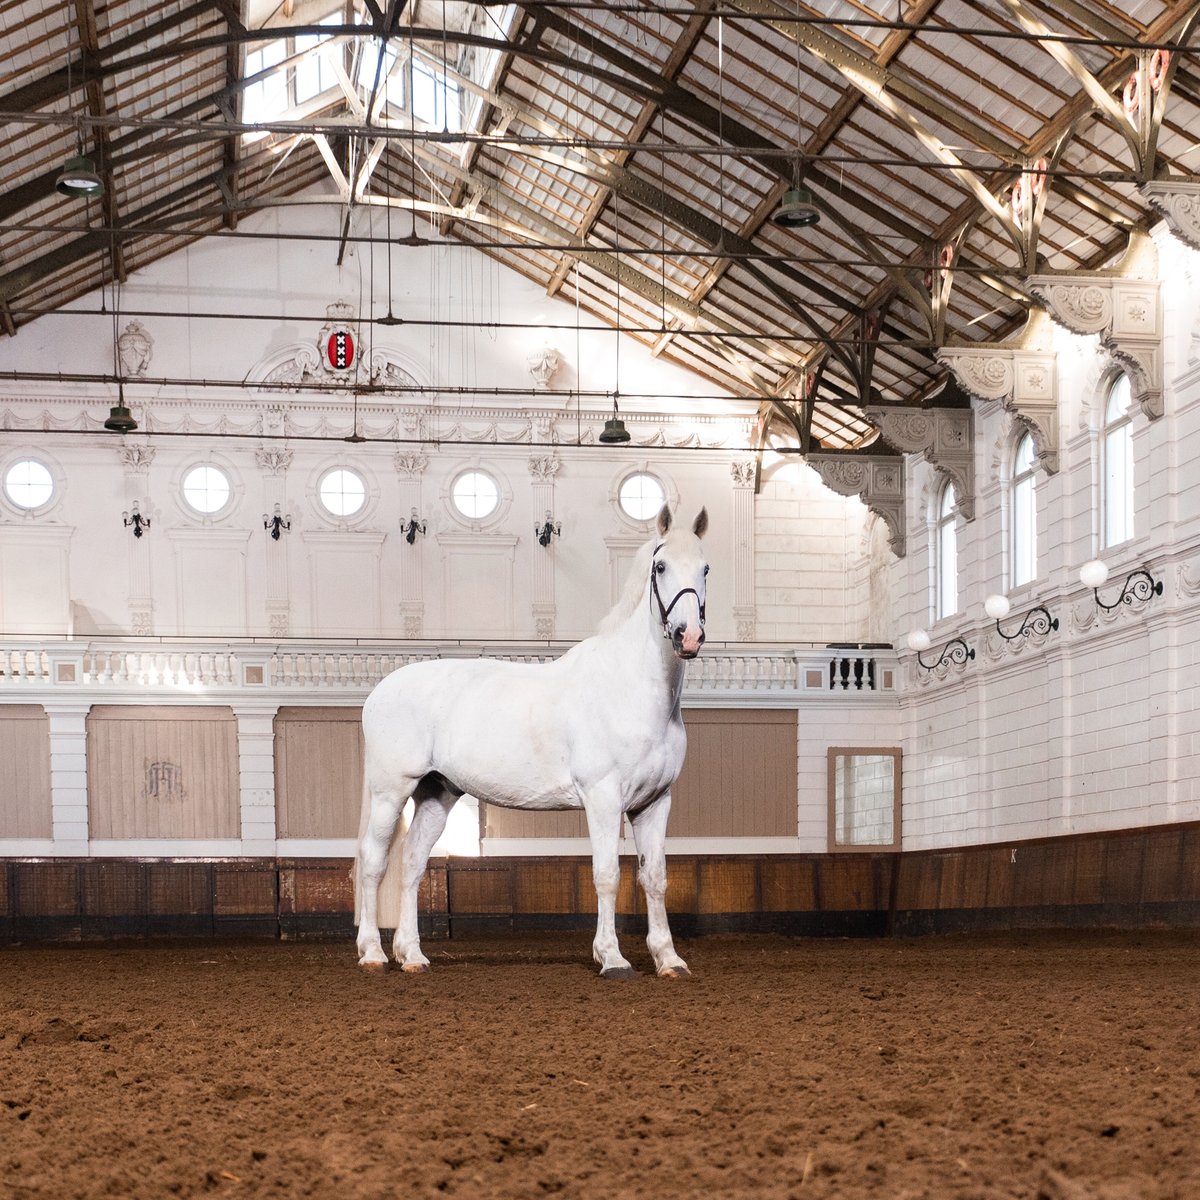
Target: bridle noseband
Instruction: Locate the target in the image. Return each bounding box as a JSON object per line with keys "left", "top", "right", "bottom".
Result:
{"left": 650, "top": 543, "right": 706, "bottom": 639}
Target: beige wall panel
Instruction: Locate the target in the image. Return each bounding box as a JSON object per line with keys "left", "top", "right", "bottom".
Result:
{"left": 482, "top": 804, "right": 589, "bottom": 838}
{"left": 87, "top": 706, "right": 238, "bottom": 839}
{"left": 671, "top": 709, "right": 798, "bottom": 837}
{"left": 0, "top": 705, "right": 51, "bottom": 837}
{"left": 275, "top": 707, "right": 364, "bottom": 838}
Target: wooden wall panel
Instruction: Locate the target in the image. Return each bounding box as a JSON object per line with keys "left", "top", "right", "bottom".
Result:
{"left": 672, "top": 710, "right": 797, "bottom": 837}
{"left": 275, "top": 707, "right": 363, "bottom": 838}
{"left": 482, "top": 805, "right": 588, "bottom": 839}
{"left": 513, "top": 861, "right": 578, "bottom": 914}
{"left": 0, "top": 705, "right": 51, "bottom": 838}
{"left": 760, "top": 859, "right": 816, "bottom": 912}
{"left": 87, "top": 707, "right": 238, "bottom": 839}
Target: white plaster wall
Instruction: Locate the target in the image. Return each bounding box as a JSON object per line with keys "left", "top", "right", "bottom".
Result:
{"left": 0, "top": 199, "right": 881, "bottom": 646}
{"left": 894, "top": 226, "right": 1200, "bottom": 849}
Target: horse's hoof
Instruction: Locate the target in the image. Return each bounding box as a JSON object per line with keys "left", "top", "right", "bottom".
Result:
{"left": 401, "top": 961, "right": 430, "bottom": 974}
{"left": 658, "top": 965, "right": 691, "bottom": 979}
{"left": 359, "top": 960, "right": 389, "bottom": 973}
{"left": 600, "top": 966, "right": 639, "bottom": 981}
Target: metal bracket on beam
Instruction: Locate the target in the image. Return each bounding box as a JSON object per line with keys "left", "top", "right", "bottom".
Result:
{"left": 807, "top": 453, "right": 906, "bottom": 559}
{"left": 1027, "top": 231, "right": 1162, "bottom": 420}
{"left": 937, "top": 309, "right": 1059, "bottom": 474}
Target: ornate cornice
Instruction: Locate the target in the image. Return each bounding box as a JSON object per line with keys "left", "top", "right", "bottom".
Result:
{"left": 1027, "top": 232, "right": 1162, "bottom": 420}
{"left": 729, "top": 460, "right": 756, "bottom": 489}
{"left": 254, "top": 448, "right": 293, "bottom": 475}
{"left": 528, "top": 454, "right": 561, "bottom": 481}
{"left": 393, "top": 451, "right": 429, "bottom": 477}
{"left": 864, "top": 405, "right": 975, "bottom": 521}
{"left": 936, "top": 309, "right": 1060, "bottom": 474}
{"left": 1140, "top": 179, "right": 1200, "bottom": 253}
{"left": 808, "top": 453, "right": 905, "bottom": 558}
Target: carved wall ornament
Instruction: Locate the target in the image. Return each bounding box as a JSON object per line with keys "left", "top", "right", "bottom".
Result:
{"left": 1028, "top": 232, "right": 1162, "bottom": 420}
{"left": 1140, "top": 179, "right": 1200, "bottom": 253}
{"left": 1177, "top": 557, "right": 1200, "bottom": 600}
{"left": 528, "top": 454, "right": 561, "bottom": 481}
{"left": 118, "top": 444, "right": 155, "bottom": 473}
{"left": 729, "top": 460, "right": 756, "bottom": 488}
{"left": 117, "top": 320, "right": 154, "bottom": 378}
{"left": 393, "top": 451, "right": 429, "bottom": 478}
{"left": 527, "top": 345, "right": 561, "bottom": 391}
{"left": 937, "top": 308, "right": 1060, "bottom": 474}
{"left": 268, "top": 611, "right": 291, "bottom": 637}
{"left": 808, "top": 453, "right": 906, "bottom": 558}
{"left": 864, "top": 406, "right": 975, "bottom": 521}
{"left": 734, "top": 607, "right": 757, "bottom": 641}
{"left": 255, "top": 447, "right": 293, "bottom": 475}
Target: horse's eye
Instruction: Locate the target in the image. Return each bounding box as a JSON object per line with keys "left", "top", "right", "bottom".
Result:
{"left": 703, "top": 564, "right": 710, "bottom": 576}
{"left": 655, "top": 561, "right": 666, "bottom": 574}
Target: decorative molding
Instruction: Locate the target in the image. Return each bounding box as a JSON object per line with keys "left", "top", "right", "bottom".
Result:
{"left": 808, "top": 454, "right": 906, "bottom": 558}
{"left": 1028, "top": 232, "right": 1162, "bottom": 420}
{"left": 117, "top": 321, "right": 153, "bottom": 379}
{"left": 129, "top": 606, "right": 154, "bottom": 637}
{"left": 528, "top": 454, "right": 561, "bottom": 481}
{"left": 255, "top": 447, "right": 293, "bottom": 475}
{"left": 532, "top": 604, "right": 557, "bottom": 640}
{"left": 937, "top": 309, "right": 1060, "bottom": 474}
{"left": 527, "top": 345, "right": 561, "bottom": 391}
{"left": 864, "top": 405, "right": 975, "bottom": 521}
{"left": 1177, "top": 557, "right": 1200, "bottom": 600}
{"left": 393, "top": 451, "right": 429, "bottom": 478}
{"left": 1141, "top": 179, "right": 1200, "bottom": 253}
{"left": 733, "top": 606, "right": 756, "bottom": 641}
{"left": 400, "top": 603, "right": 424, "bottom": 639}
{"left": 729, "top": 460, "right": 756, "bottom": 489}
{"left": 118, "top": 444, "right": 155, "bottom": 474}
{"left": 268, "top": 610, "right": 291, "bottom": 638}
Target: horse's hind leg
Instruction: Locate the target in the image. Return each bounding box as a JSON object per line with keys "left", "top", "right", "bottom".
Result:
{"left": 391, "top": 781, "right": 457, "bottom": 972}
{"left": 356, "top": 775, "right": 419, "bottom": 969}
{"left": 630, "top": 792, "right": 689, "bottom": 979}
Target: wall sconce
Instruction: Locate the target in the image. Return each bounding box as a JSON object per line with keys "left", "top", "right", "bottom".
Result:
{"left": 263, "top": 503, "right": 291, "bottom": 540}
{"left": 536, "top": 512, "right": 562, "bottom": 547}
{"left": 1079, "top": 560, "right": 1163, "bottom": 611}
{"left": 122, "top": 503, "right": 150, "bottom": 538}
{"left": 403, "top": 509, "right": 427, "bottom": 545}
{"left": 906, "top": 628, "right": 974, "bottom": 670}
{"left": 984, "top": 594, "right": 1059, "bottom": 641}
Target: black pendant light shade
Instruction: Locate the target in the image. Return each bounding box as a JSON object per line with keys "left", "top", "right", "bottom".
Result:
{"left": 56, "top": 155, "right": 104, "bottom": 199}
{"left": 599, "top": 417, "right": 632, "bottom": 444}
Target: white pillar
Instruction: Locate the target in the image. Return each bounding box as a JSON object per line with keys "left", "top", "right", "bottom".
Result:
{"left": 44, "top": 702, "right": 91, "bottom": 854}
{"left": 234, "top": 704, "right": 279, "bottom": 855}
{"left": 529, "top": 453, "right": 561, "bottom": 638}
{"left": 256, "top": 447, "right": 294, "bottom": 636}
{"left": 730, "top": 459, "right": 757, "bottom": 640}
{"left": 394, "top": 451, "right": 429, "bottom": 637}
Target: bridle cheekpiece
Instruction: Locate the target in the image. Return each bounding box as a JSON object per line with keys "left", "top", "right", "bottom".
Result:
{"left": 649, "top": 543, "right": 706, "bottom": 639}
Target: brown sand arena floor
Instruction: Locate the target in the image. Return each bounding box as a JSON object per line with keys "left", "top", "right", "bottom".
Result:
{"left": 2, "top": 930, "right": 1199, "bottom": 1199}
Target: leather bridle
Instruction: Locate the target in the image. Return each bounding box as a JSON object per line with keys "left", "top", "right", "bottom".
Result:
{"left": 649, "top": 543, "right": 706, "bottom": 639}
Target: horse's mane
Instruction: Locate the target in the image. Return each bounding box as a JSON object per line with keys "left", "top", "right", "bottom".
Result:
{"left": 597, "top": 537, "right": 655, "bottom": 635}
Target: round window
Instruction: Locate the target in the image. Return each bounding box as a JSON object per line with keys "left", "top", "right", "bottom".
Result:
{"left": 3, "top": 459, "right": 54, "bottom": 510}
{"left": 318, "top": 467, "right": 367, "bottom": 517}
{"left": 451, "top": 470, "right": 500, "bottom": 520}
{"left": 182, "top": 464, "right": 232, "bottom": 514}
{"left": 618, "top": 472, "right": 665, "bottom": 522}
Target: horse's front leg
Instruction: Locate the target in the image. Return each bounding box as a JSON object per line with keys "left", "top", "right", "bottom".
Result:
{"left": 356, "top": 781, "right": 413, "bottom": 970}
{"left": 630, "top": 792, "right": 689, "bottom": 978}
{"left": 584, "top": 794, "right": 636, "bottom": 980}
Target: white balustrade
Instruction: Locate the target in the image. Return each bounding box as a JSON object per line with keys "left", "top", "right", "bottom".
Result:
{"left": 0, "top": 639, "right": 898, "bottom": 703}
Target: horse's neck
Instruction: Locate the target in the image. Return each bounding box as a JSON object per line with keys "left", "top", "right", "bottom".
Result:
{"left": 611, "top": 584, "right": 686, "bottom": 709}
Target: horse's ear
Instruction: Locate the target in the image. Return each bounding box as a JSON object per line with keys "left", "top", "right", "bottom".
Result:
{"left": 692, "top": 507, "right": 708, "bottom": 539}
{"left": 656, "top": 504, "right": 672, "bottom": 536}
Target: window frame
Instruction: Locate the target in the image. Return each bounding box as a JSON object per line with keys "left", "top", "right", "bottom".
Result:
{"left": 1101, "top": 372, "right": 1135, "bottom": 550}
{"left": 180, "top": 462, "right": 234, "bottom": 519}
{"left": 1010, "top": 430, "right": 1037, "bottom": 589}
{"left": 2, "top": 456, "right": 57, "bottom": 515}
{"left": 317, "top": 466, "right": 369, "bottom": 520}
{"left": 934, "top": 480, "right": 958, "bottom": 621}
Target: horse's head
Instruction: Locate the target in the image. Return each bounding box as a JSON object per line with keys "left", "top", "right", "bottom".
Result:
{"left": 650, "top": 505, "right": 710, "bottom": 660}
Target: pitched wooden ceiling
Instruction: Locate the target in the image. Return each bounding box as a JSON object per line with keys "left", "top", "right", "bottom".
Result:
{"left": 1, "top": 0, "right": 1198, "bottom": 449}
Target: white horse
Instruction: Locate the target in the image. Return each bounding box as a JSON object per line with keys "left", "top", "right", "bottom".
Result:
{"left": 354, "top": 504, "right": 709, "bottom": 979}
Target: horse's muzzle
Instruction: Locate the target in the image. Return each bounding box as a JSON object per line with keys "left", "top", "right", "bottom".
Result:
{"left": 672, "top": 626, "right": 705, "bottom": 659}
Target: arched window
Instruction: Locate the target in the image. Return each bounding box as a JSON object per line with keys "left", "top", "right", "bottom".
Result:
{"left": 1102, "top": 374, "right": 1134, "bottom": 548}
{"left": 935, "top": 481, "right": 958, "bottom": 620}
{"left": 1011, "top": 432, "right": 1037, "bottom": 587}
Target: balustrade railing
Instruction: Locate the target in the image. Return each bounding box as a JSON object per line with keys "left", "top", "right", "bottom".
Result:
{"left": 0, "top": 639, "right": 897, "bottom": 701}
